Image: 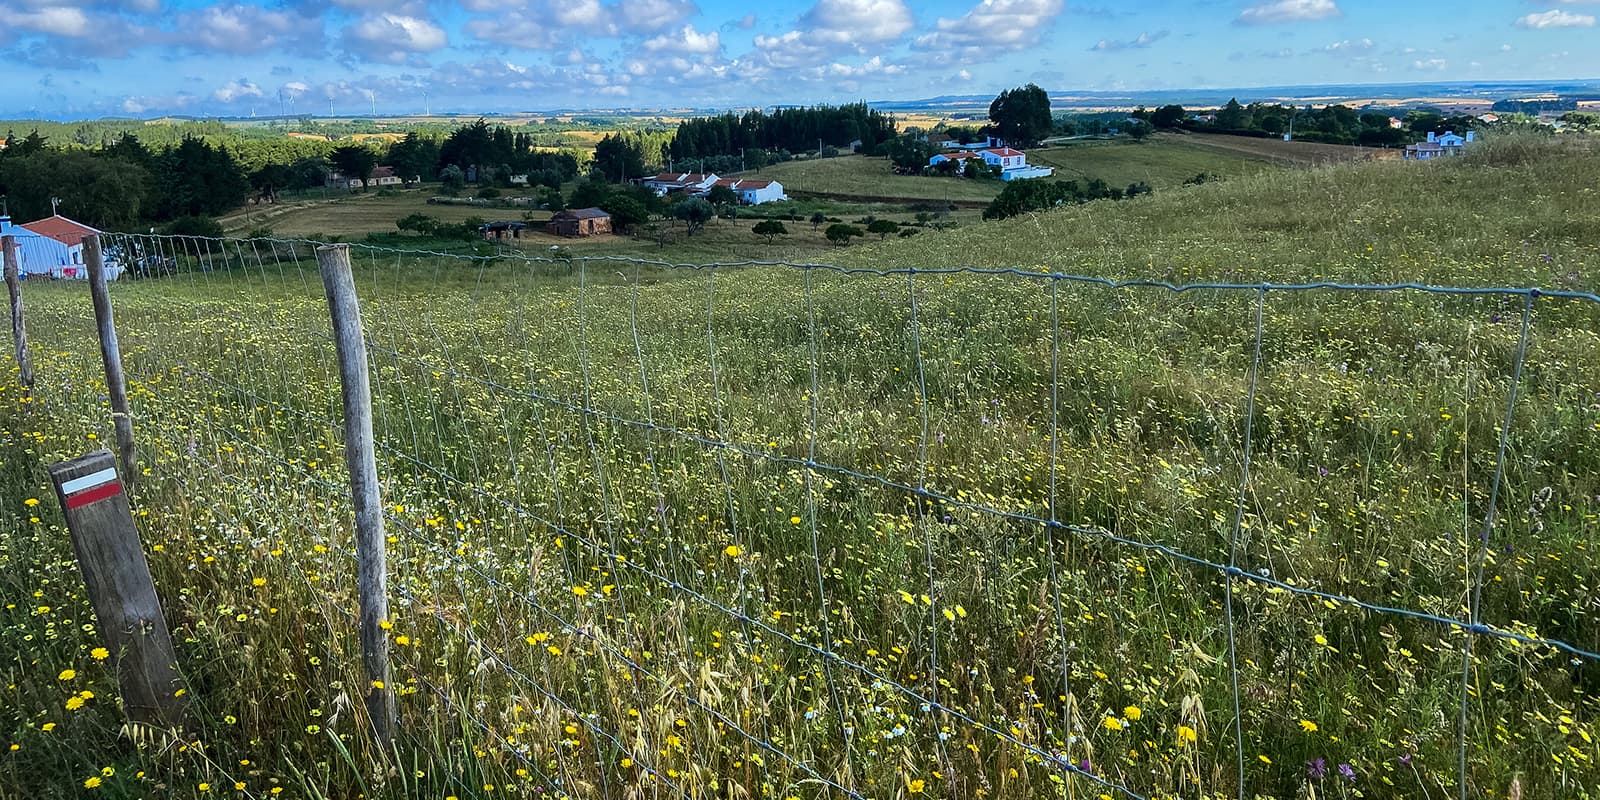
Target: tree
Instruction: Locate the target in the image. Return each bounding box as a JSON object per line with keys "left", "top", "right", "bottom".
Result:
{"left": 1216, "top": 98, "right": 1247, "bottom": 129}
{"left": 1150, "top": 105, "right": 1186, "bottom": 129}
{"left": 0, "top": 150, "right": 153, "bottom": 229}
{"left": 568, "top": 179, "right": 611, "bottom": 210}
{"left": 809, "top": 212, "right": 826, "bottom": 231}
{"left": 329, "top": 145, "right": 378, "bottom": 191}
{"left": 887, "top": 135, "right": 936, "bottom": 170}
{"left": 154, "top": 137, "right": 249, "bottom": 220}
{"left": 866, "top": 219, "right": 900, "bottom": 239}
{"left": 746, "top": 148, "right": 769, "bottom": 172}
{"left": 751, "top": 219, "right": 788, "bottom": 243}
{"left": 988, "top": 84, "right": 1052, "bottom": 147}
{"left": 384, "top": 131, "right": 439, "bottom": 182}
{"left": 249, "top": 163, "right": 294, "bottom": 203}
{"left": 705, "top": 184, "right": 738, "bottom": 208}
{"left": 599, "top": 194, "right": 650, "bottom": 233}
{"left": 592, "top": 132, "right": 647, "bottom": 183}
{"left": 824, "top": 223, "right": 864, "bottom": 246}
{"left": 439, "top": 164, "right": 466, "bottom": 194}
{"left": 672, "top": 197, "right": 714, "bottom": 235}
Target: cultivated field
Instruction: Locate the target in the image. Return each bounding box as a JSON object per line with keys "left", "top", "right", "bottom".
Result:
{"left": 753, "top": 155, "right": 1003, "bottom": 204}
{"left": 1025, "top": 135, "right": 1276, "bottom": 187}
{"left": 3, "top": 137, "right": 1596, "bottom": 800}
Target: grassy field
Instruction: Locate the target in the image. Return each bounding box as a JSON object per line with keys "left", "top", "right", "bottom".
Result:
{"left": 1026, "top": 135, "right": 1280, "bottom": 188}
{"left": 218, "top": 188, "right": 544, "bottom": 238}
{"left": 753, "top": 155, "right": 1003, "bottom": 204}
{"left": 5, "top": 136, "right": 1597, "bottom": 800}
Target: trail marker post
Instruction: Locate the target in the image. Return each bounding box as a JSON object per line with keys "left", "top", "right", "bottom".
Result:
{"left": 49, "top": 450, "right": 187, "bottom": 731}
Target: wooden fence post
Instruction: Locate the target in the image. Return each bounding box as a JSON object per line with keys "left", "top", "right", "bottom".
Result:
{"left": 2, "top": 235, "right": 33, "bottom": 391}
{"left": 48, "top": 450, "right": 187, "bottom": 731}
{"left": 84, "top": 236, "right": 137, "bottom": 482}
{"left": 316, "top": 243, "right": 396, "bottom": 747}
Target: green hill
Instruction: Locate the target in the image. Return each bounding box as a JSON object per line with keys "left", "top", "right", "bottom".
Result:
{"left": 3, "top": 136, "right": 1596, "bottom": 800}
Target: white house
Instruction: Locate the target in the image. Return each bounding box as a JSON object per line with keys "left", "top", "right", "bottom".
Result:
{"left": 641, "top": 172, "right": 719, "bottom": 196}
{"left": 929, "top": 151, "right": 984, "bottom": 173}
{"left": 1404, "top": 130, "right": 1475, "bottom": 160}
{"left": 0, "top": 214, "right": 120, "bottom": 279}
{"left": 704, "top": 178, "right": 787, "bottom": 205}
{"left": 979, "top": 148, "right": 1055, "bottom": 181}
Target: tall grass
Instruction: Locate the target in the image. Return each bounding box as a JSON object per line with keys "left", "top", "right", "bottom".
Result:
{"left": 1, "top": 136, "right": 1597, "bottom": 800}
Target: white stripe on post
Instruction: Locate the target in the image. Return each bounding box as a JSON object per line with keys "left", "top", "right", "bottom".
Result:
{"left": 61, "top": 468, "right": 120, "bottom": 495}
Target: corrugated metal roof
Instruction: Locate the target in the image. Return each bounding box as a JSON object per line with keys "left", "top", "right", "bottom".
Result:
{"left": 19, "top": 214, "right": 98, "bottom": 247}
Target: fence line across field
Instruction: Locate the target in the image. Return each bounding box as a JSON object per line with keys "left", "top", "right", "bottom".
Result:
{"left": 34, "top": 231, "right": 1600, "bottom": 800}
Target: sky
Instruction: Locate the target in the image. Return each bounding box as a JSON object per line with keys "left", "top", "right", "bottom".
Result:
{"left": 2, "top": 0, "right": 1597, "bottom": 119}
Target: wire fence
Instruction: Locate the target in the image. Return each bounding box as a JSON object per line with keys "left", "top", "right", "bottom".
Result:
{"left": 12, "top": 232, "right": 1600, "bottom": 799}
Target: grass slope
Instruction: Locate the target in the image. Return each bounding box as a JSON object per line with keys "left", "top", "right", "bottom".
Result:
{"left": 2, "top": 137, "right": 1596, "bottom": 800}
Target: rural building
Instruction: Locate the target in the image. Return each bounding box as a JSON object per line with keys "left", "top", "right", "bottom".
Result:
{"left": 641, "top": 172, "right": 719, "bottom": 196}
{"left": 545, "top": 208, "right": 612, "bottom": 237}
{"left": 928, "top": 151, "right": 984, "bottom": 173}
{"left": 480, "top": 221, "right": 528, "bottom": 240}
{"left": 978, "top": 148, "right": 1055, "bottom": 181}
{"left": 702, "top": 178, "right": 787, "bottom": 205}
{"left": 325, "top": 166, "right": 408, "bottom": 190}
{"left": 1404, "top": 130, "right": 1474, "bottom": 160}
{"left": 1, "top": 214, "right": 118, "bottom": 279}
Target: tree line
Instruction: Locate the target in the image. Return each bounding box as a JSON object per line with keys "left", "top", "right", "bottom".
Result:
{"left": 665, "top": 103, "right": 898, "bottom": 161}
{"left": 0, "top": 120, "right": 588, "bottom": 234}
{"left": 1130, "top": 100, "right": 1487, "bottom": 146}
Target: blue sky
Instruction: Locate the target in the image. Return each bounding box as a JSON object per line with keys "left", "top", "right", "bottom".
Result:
{"left": 3, "top": 0, "right": 1597, "bottom": 118}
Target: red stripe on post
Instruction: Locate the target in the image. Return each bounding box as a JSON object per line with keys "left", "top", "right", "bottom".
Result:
{"left": 65, "top": 481, "right": 123, "bottom": 510}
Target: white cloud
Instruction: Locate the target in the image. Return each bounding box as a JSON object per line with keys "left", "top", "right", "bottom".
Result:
{"left": 1413, "top": 58, "right": 1448, "bottom": 71}
{"left": 1318, "top": 37, "right": 1374, "bottom": 54}
{"left": 1237, "top": 0, "right": 1342, "bottom": 25}
{"left": 617, "top": 0, "right": 697, "bottom": 33}
{"left": 643, "top": 24, "right": 720, "bottom": 53}
{"left": 180, "top": 4, "right": 318, "bottom": 55}
{"left": 12, "top": 6, "right": 91, "bottom": 37}
{"left": 212, "top": 78, "right": 264, "bottom": 103}
{"left": 913, "top": 0, "right": 1065, "bottom": 60}
{"left": 342, "top": 13, "right": 447, "bottom": 64}
{"left": 1091, "top": 31, "right": 1167, "bottom": 51}
{"left": 1515, "top": 10, "right": 1595, "bottom": 28}
{"left": 749, "top": 0, "right": 913, "bottom": 68}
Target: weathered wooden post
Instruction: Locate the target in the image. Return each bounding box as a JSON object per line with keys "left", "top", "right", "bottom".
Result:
{"left": 49, "top": 450, "right": 187, "bottom": 731}
{"left": 1, "top": 235, "right": 33, "bottom": 391}
{"left": 316, "top": 243, "right": 396, "bottom": 747}
{"left": 84, "top": 236, "right": 137, "bottom": 482}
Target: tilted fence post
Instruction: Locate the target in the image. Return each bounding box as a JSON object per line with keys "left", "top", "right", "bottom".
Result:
{"left": 316, "top": 244, "right": 397, "bottom": 748}
{"left": 49, "top": 450, "right": 187, "bottom": 731}
{"left": 84, "top": 236, "right": 137, "bottom": 482}
{"left": 2, "top": 235, "right": 34, "bottom": 391}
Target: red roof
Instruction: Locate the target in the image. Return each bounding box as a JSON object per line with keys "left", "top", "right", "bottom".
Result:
{"left": 937, "top": 151, "right": 982, "bottom": 159}
{"left": 19, "top": 215, "right": 99, "bottom": 247}
{"left": 983, "top": 148, "right": 1025, "bottom": 157}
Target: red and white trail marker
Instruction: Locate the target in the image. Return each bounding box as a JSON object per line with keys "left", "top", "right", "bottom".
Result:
{"left": 60, "top": 466, "right": 123, "bottom": 510}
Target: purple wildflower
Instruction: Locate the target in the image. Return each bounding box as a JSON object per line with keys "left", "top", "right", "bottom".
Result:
{"left": 1307, "top": 758, "right": 1327, "bottom": 778}
{"left": 1339, "top": 763, "right": 1356, "bottom": 781}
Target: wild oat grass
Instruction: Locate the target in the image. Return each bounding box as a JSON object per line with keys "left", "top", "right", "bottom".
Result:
{"left": 1, "top": 135, "right": 1596, "bottom": 800}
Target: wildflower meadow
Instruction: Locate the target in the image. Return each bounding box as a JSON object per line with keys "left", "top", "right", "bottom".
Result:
{"left": 1, "top": 136, "right": 1597, "bottom": 800}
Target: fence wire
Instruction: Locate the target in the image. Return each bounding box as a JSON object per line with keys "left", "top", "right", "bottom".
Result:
{"left": 18, "top": 232, "right": 1600, "bottom": 800}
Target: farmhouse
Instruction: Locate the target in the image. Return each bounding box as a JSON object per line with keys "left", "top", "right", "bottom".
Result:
{"left": 1404, "top": 130, "right": 1475, "bottom": 160}
{"left": 325, "top": 166, "right": 408, "bottom": 190}
{"left": 1, "top": 214, "right": 118, "bottom": 279}
{"left": 703, "top": 178, "right": 787, "bottom": 205}
{"left": 978, "top": 148, "right": 1055, "bottom": 181}
{"left": 546, "top": 208, "right": 612, "bottom": 237}
{"left": 641, "top": 172, "right": 719, "bottom": 196}
{"left": 480, "top": 221, "right": 528, "bottom": 240}
{"left": 929, "top": 151, "right": 984, "bottom": 173}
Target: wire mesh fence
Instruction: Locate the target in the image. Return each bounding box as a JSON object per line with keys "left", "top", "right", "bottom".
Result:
{"left": 10, "top": 232, "right": 1600, "bottom": 799}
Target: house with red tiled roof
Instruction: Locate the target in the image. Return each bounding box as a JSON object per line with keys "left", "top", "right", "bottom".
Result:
{"left": 19, "top": 214, "right": 99, "bottom": 248}
{"left": 641, "top": 172, "right": 720, "bottom": 196}
{"left": 929, "top": 151, "right": 984, "bottom": 174}
{"left": 2, "top": 214, "right": 118, "bottom": 279}
{"left": 701, "top": 177, "right": 788, "bottom": 205}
